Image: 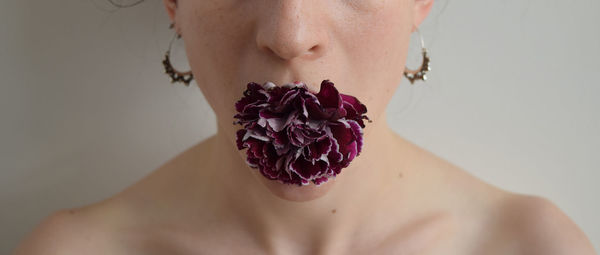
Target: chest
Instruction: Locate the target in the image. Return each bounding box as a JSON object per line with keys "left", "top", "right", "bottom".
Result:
{"left": 122, "top": 211, "right": 514, "bottom": 255}
{"left": 126, "top": 221, "right": 490, "bottom": 255}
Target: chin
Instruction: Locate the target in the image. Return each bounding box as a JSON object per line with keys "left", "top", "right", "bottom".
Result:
{"left": 253, "top": 171, "right": 337, "bottom": 202}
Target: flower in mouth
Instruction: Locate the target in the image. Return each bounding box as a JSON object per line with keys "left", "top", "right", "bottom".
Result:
{"left": 233, "top": 79, "right": 371, "bottom": 186}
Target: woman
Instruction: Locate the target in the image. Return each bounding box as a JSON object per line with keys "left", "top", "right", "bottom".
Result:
{"left": 14, "top": 0, "right": 596, "bottom": 254}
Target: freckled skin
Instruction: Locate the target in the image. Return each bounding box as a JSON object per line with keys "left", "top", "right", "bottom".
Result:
{"left": 12, "top": 1, "right": 596, "bottom": 254}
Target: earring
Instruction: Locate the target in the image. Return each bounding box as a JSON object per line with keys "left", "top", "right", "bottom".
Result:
{"left": 403, "top": 27, "right": 431, "bottom": 85}
{"left": 162, "top": 23, "right": 194, "bottom": 86}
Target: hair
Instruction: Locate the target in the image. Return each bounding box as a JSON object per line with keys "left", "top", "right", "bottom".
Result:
{"left": 107, "top": 0, "right": 146, "bottom": 8}
{"left": 107, "top": 0, "right": 448, "bottom": 17}
{"left": 107, "top": 0, "right": 448, "bottom": 27}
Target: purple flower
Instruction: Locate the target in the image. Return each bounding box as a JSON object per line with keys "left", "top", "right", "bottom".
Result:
{"left": 233, "top": 80, "right": 371, "bottom": 186}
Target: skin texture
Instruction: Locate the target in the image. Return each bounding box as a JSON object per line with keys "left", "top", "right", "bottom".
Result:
{"left": 13, "top": 0, "right": 596, "bottom": 254}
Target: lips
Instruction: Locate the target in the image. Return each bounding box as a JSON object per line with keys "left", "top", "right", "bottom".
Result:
{"left": 233, "top": 79, "right": 370, "bottom": 186}
{"left": 263, "top": 80, "right": 318, "bottom": 94}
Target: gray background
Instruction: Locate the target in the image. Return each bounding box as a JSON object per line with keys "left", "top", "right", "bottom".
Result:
{"left": 1, "top": 0, "right": 598, "bottom": 253}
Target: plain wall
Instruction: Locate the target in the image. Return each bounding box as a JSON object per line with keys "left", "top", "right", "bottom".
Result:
{"left": 1, "top": 0, "right": 598, "bottom": 253}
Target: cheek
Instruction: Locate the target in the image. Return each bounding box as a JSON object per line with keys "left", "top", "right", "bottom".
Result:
{"left": 340, "top": 5, "right": 413, "bottom": 112}
{"left": 179, "top": 3, "right": 253, "bottom": 115}
{"left": 182, "top": 3, "right": 251, "bottom": 71}
{"left": 346, "top": 2, "right": 412, "bottom": 72}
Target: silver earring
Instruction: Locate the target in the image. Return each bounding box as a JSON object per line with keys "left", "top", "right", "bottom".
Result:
{"left": 162, "top": 23, "right": 194, "bottom": 86}
{"left": 403, "top": 27, "right": 431, "bottom": 85}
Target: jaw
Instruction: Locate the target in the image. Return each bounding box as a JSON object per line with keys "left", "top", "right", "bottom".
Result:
{"left": 252, "top": 170, "right": 337, "bottom": 202}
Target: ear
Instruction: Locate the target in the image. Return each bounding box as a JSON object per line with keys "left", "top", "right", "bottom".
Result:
{"left": 412, "top": 0, "right": 434, "bottom": 32}
{"left": 162, "top": 0, "right": 178, "bottom": 25}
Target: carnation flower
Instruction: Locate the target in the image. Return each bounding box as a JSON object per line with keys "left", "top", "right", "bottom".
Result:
{"left": 233, "top": 80, "right": 371, "bottom": 186}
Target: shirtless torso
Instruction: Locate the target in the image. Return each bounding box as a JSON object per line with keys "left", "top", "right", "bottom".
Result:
{"left": 13, "top": 134, "right": 596, "bottom": 255}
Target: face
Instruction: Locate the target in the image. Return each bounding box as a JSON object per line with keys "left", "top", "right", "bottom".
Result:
{"left": 163, "top": 0, "right": 433, "bottom": 200}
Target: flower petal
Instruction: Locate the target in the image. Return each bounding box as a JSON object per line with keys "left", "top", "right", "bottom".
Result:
{"left": 233, "top": 80, "right": 370, "bottom": 186}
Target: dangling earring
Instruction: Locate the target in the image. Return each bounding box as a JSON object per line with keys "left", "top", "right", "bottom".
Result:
{"left": 162, "top": 23, "right": 194, "bottom": 86}
{"left": 403, "top": 27, "right": 431, "bottom": 85}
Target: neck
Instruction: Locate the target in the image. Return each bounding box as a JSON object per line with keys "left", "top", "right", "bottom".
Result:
{"left": 206, "top": 113, "right": 415, "bottom": 253}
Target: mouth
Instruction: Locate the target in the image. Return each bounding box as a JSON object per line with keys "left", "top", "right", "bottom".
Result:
{"left": 233, "top": 79, "right": 371, "bottom": 186}
{"left": 261, "top": 80, "right": 318, "bottom": 94}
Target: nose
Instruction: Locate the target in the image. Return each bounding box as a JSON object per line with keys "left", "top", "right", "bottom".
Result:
{"left": 255, "top": 0, "right": 328, "bottom": 63}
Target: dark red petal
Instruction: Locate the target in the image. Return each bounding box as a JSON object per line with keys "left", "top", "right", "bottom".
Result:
{"left": 290, "top": 157, "right": 328, "bottom": 180}
{"left": 245, "top": 150, "right": 259, "bottom": 168}
{"left": 305, "top": 137, "right": 332, "bottom": 160}
{"left": 259, "top": 163, "right": 280, "bottom": 180}
{"left": 326, "top": 133, "right": 343, "bottom": 163}
{"left": 329, "top": 121, "right": 354, "bottom": 152}
{"left": 305, "top": 99, "right": 328, "bottom": 120}
{"left": 235, "top": 82, "right": 268, "bottom": 112}
{"left": 313, "top": 176, "right": 329, "bottom": 185}
{"left": 244, "top": 138, "right": 264, "bottom": 158}
{"left": 316, "top": 80, "right": 342, "bottom": 109}
{"left": 344, "top": 140, "right": 358, "bottom": 163}
{"left": 262, "top": 143, "right": 278, "bottom": 165}
{"left": 236, "top": 129, "right": 247, "bottom": 150}
{"left": 259, "top": 110, "right": 288, "bottom": 132}
{"left": 234, "top": 79, "right": 368, "bottom": 186}
{"left": 272, "top": 130, "right": 289, "bottom": 146}
{"left": 340, "top": 94, "right": 368, "bottom": 126}
{"left": 347, "top": 119, "right": 363, "bottom": 155}
{"left": 276, "top": 89, "right": 300, "bottom": 112}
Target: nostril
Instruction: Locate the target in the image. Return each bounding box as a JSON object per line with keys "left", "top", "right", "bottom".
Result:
{"left": 265, "top": 46, "right": 276, "bottom": 57}
{"left": 265, "top": 46, "right": 288, "bottom": 61}
{"left": 260, "top": 42, "right": 321, "bottom": 61}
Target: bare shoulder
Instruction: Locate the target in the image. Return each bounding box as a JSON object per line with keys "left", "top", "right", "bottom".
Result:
{"left": 12, "top": 140, "right": 217, "bottom": 255}
{"left": 398, "top": 136, "right": 596, "bottom": 255}
{"left": 494, "top": 194, "right": 597, "bottom": 255}
{"left": 13, "top": 195, "right": 144, "bottom": 255}
{"left": 12, "top": 200, "right": 134, "bottom": 255}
